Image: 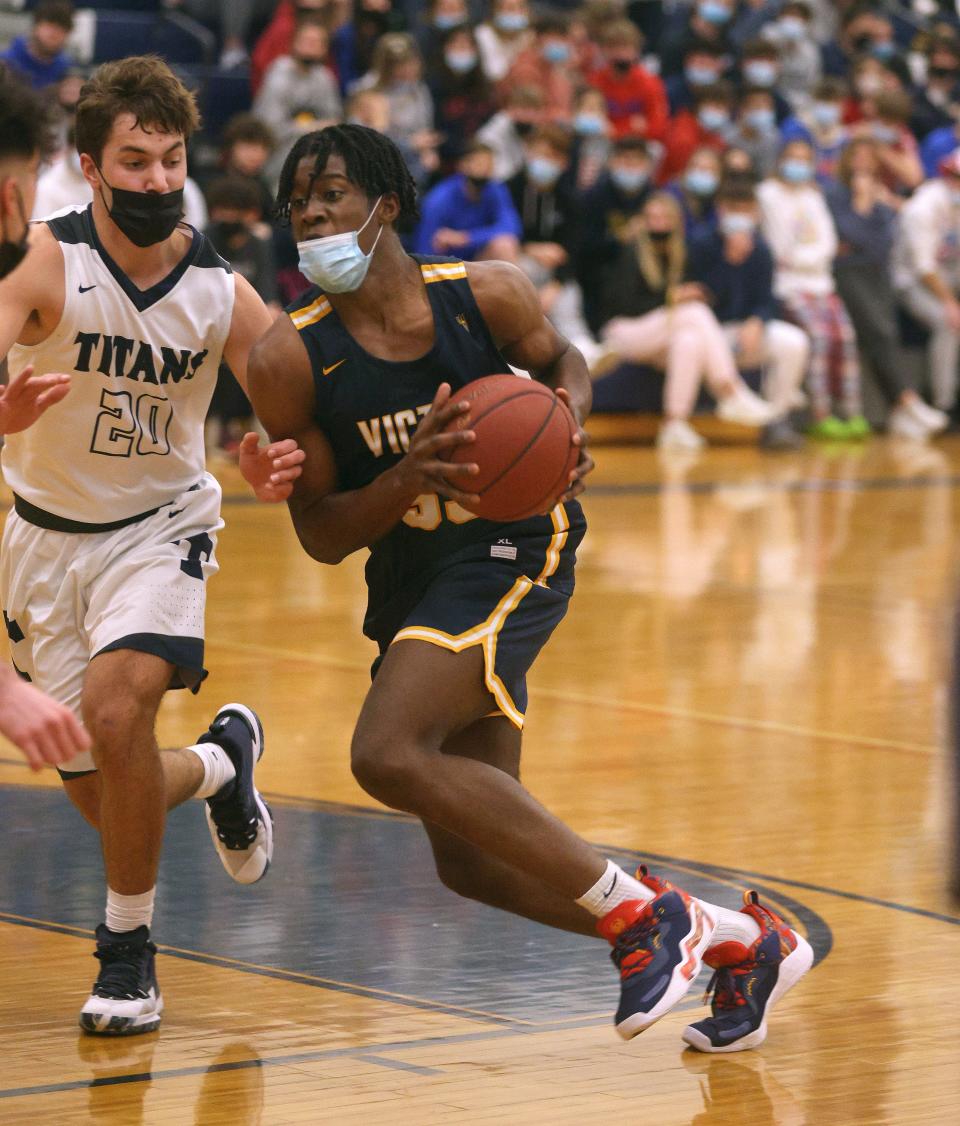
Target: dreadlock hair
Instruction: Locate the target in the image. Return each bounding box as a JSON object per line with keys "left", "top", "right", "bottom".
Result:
{"left": 274, "top": 124, "right": 419, "bottom": 232}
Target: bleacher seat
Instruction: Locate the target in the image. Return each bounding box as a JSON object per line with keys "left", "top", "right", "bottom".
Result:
{"left": 92, "top": 10, "right": 213, "bottom": 66}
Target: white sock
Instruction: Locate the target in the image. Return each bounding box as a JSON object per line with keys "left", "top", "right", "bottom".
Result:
{"left": 576, "top": 860, "right": 656, "bottom": 917}
{"left": 700, "top": 901, "right": 761, "bottom": 950}
{"left": 187, "top": 741, "right": 236, "bottom": 799}
{"left": 105, "top": 887, "right": 155, "bottom": 933}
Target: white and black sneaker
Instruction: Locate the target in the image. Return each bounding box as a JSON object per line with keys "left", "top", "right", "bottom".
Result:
{"left": 79, "top": 924, "right": 163, "bottom": 1035}
{"left": 200, "top": 703, "right": 274, "bottom": 885}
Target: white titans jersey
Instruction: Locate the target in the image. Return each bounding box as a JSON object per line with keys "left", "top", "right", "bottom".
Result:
{"left": 3, "top": 206, "right": 234, "bottom": 525}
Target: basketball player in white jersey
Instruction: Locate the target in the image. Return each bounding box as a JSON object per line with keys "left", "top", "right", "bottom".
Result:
{"left": 0, "top": 68, "right": 91, "bottom": 771}
{"left": 0, "top": 55, "right": 304, "bottom": 1035}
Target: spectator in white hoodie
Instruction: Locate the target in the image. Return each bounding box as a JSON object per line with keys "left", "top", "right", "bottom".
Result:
{"left": 758, "top": 138, "right": 867, "bottom": 440}
{"left": 893, "top": 149, "right": 960, "bottom": 413}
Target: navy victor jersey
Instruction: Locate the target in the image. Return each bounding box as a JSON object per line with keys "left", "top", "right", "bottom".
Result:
{"left": 288, "top": 255, "right": 586, "bottom": 642}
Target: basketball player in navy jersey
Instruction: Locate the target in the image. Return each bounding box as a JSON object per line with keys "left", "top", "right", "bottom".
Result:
{"left": 248, "top": 124, "right": 813, "bottom": 1052}
{"left": 0, "top": 69, "right": 90, "bottom": 771}
{"left": 0, "top": 56, "right": 305, "bottom": 1035}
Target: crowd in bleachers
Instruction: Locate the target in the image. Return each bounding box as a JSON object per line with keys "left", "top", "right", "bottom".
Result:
{"left": 6, "top": 0, "right": 960, "bottom": 450}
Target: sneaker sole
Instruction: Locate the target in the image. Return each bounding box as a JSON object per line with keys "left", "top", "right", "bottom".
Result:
{"left": 617, "top": 900, "right": 717, "bottom": 1040}
{"left": 681, "top": 931, "right": 814, "bottom": 1054}
{"left": 205, "top": 704, "right": 274, "bottom": 885}
{"left": 79, "top": 996, "right": 164, "bottom": 1037}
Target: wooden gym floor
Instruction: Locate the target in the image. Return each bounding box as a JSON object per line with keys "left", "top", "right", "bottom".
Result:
{"left": 1, "top": 432, "right": 958, "bottom": 1124}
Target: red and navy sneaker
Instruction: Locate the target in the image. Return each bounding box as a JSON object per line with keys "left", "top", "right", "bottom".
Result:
{"left": 682, "top": 891, "right": 814, "bottom": 1053}
{"left": 598, "top": 866, "right": 716, "bottom": 1040}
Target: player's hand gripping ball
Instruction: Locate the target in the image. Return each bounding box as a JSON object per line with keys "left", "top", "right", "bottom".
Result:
{"left": 442, "top": 374, "right": 579, "bottom": 521}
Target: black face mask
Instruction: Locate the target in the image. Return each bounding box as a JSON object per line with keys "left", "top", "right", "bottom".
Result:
{"left": 467, "top": 175, "right": 490, "bottom": 191}
{"left": 930, "top": 66, "right": 959, "bottom": 82}
{"left": 514, "top": 120, "right": 535, "bottom": 138}
{"left": 98, "top": 168, "right": 184, "bottom": 247}
{"left": 215, "top": 219, "right": 247, "bottom": 241}
{"left": 647, "top": 229, "right": 672, "bottom": 243}
{"left": 0, "top": 183, "right": 29, "bottom": 278}
{"left": 612, "top": 58, "right": 633, "bottom": 74}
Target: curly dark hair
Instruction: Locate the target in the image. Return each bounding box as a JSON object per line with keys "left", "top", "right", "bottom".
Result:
{"left": 0, "top": 66, "right": 56, "bottom": 162}
{"left": 274, "top": 124, "right": 419, "bottom": 231}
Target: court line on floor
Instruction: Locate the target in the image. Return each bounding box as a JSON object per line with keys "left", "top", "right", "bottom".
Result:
{"left": 205, "top": 637, "right": 938, "bottom": 758}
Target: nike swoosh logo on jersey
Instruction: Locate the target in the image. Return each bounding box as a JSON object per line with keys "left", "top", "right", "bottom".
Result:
{"left": 322, "top": 359, "right": 346, "bottom": 376}
{"left": 79, "top": 284, "right": 97, "bottom": 293}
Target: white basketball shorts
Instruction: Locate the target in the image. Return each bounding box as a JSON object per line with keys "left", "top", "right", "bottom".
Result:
{"left": 0, "top": 474, "right": 223, "bottom": 776}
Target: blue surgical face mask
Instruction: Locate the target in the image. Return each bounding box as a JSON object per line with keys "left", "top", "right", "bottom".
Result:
{"left": 873, "top": 123, "right": 900, "bottom": 144}
{"left": 778, "top": 16, "right": 807, "bottom": 41}
{"left": 698, "top": 1, "right": 731, "bottom": 25}
{"left": 445, "top": 49, "right": 477, "bottom": 73}
{"left": 573, "top": 112, "right": 605, "bottom": 136}
{"left": 684, "top": 167, "right": 719, "bottom": 196}
{"left": 526, "top": 156, "right": 563, "bottom": 187}
{"left": 812, "top": 102, "right": 841, "bottom": 128}
{"left": 542, "top": 41, "right": 570, "bottom": 64}
{"left": 744, "top": 61, "right": 777, "bottom": 87}
{"left": 719, "top": 212, "right": 757, "bottom": 236}
{"left": 745, "top": 107, "right": 776, "bottom": 132}
{"left": 610, "top": 167, "right": 648, "bottom": 194}
{"left": 781, "top": 158, "right": 813, "bottom": 184}
{"left": 698, "top": 106, "right": 730, "bottom": 132}
{"left": 435, "top": 13, "right": 462, "bottom": 30}
{"left": 297, "top": 196, "right": 384, "bottom": 293}
{"left": 871, "top": 40, "right": 896, "bottom": 61}
{"left": 495, "top": 12, "right": 528, "bottom": 32}
{"left": 685, "top": 63, "right": 718, "bottom": 86}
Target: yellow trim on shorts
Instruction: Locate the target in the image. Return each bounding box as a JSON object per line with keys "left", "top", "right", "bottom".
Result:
{"left": 421, "top": 262, "right": 468, "bottom": 284}
{"left": 289, "top": 296, "right": 333, "bottom": 330}
{"left": 535, "top": 504, "right": 569, "bottom": 587}
{"left": 393, "top": 577, "right": 533, "bottom": 729}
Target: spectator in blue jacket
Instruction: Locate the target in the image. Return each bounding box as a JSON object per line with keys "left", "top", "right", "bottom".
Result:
{"left": 413, "top": 140, "right": 522, "bottom": 259}
{"left": 0, "top": 0, "right": 73, "bottom": 90}
{"left": 687, "top": 178, "right": 809, "bottom": 448}
{"left": 921, "top": 117, "right": 960, "bottom": 180}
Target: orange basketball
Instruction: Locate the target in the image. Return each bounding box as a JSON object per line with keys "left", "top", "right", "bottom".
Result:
{"left": 443, "top": 374, "right": 579, "bottom": 522}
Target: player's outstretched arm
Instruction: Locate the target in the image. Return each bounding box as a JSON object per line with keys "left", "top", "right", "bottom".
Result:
{"left": 468, "top": 260, "right": 595, "bottom": 503}
{"left": 0, "top": 668, "right": 91, "bottom": 772}
{"left": 222, "top": 274, "right": 307, "bottom": 502}
{"left": 0, "top": 363, "right": 71, "bottom": 435}
{"left": 247, "top": 316, "right": 480, "bottom": 565}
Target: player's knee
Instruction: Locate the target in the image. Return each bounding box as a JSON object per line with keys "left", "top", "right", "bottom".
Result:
{"left": 350, "top": 733, "right": 425, "bottom": 809}
{"left": 82, "top": 692, "right": 156, "bottom": 757}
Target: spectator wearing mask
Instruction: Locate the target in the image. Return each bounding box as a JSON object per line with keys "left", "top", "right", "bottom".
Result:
{"left": 659, "top": 0, "right": 737, "bottom": 80}
{"left": 728, "top": 86, "right": 783, "bottom": 178}
{"left": 893, "top": 149, "right": 960, "bottom": 414}
{"left": 665, "top": 38, "right": 729, "bottom": 114}
{"left": 758, "top": 139, "right": 868, "bottom": 439}
{"left": 737, "top": 39, "right": 793, "bottom": 124}
{"left": 660, "top": 82, "right": 733, "bottom": 184}
{"left": 499, "top": 12, "right": 579, "bottom": 124}
{"left": 911, "top": 35, "right": 960, "bottom": 143}
{"left": 476, "top": 84, "right": 545, "bottom": 183}
{"left": 569, "top": 86, "right": 613, "bottom": 193}
{"left": 507, "top": 125, "right": 598, "bottom": 361}
{"left": 852, "top": 88, "right": 922, "bottom": 195}
{"left": 823, "top": 6, "right": 897, "bottom": 79}
{"left": 203, "top": 176, "right": 281, "bottom": 456}
{"left": 251, "top": 0, "right": 331, "bottom": 94}
{"left": 598, "top": 192, "right": 777, "bottom": 449}
{"left": 0, "top": 0, "right": 74, "bottom": 90}
{"left": 414, "top": 140, "right": 522, "bottom": 259}
{"left": 688, "top": 179, "right": 810, "bottom": 448}
{"left": 476, "top": 0, "right": 533, "bottom": 83}
{"left": 587, "top": 19, "right": 669, "bottom": 144}
{"left": 780, "top": 77, "right": 850, "bottom": 180}
{"left": 254, "top": 14, "right": 343, "bottom": 160}
{"left": 762, "top": 1, "right": 822, "bottom": 111}
{"left": 575, "top": 136, "right": 655, "bottom": 334}
{"left": 428, "top": 25, "right": 497, "bottom": 167}
{"left": 826, "top": 138, "right": 948, "bottom": 440}
{"left": 347, "top": 89, "right": 435, "bottom": 189}
{"left": 665, "top": 146, "right": 723, "bottom": 241}
{"left": 415, "top": 0, "right": 469, "bottom": 61}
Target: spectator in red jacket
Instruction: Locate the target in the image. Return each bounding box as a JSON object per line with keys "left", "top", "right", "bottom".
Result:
{"left": 251, "top": 0, "right": 332, "bottom": 95}
{"left": 588, "top": 19, "right": 668, "bottom": 143}
{"left": 659, "top": 82, "right": 733, "bottom": 184}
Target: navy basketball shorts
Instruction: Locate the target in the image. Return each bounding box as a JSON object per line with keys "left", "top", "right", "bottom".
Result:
{"left": 381, "top": 506, "right": 584, "bottom": 729}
